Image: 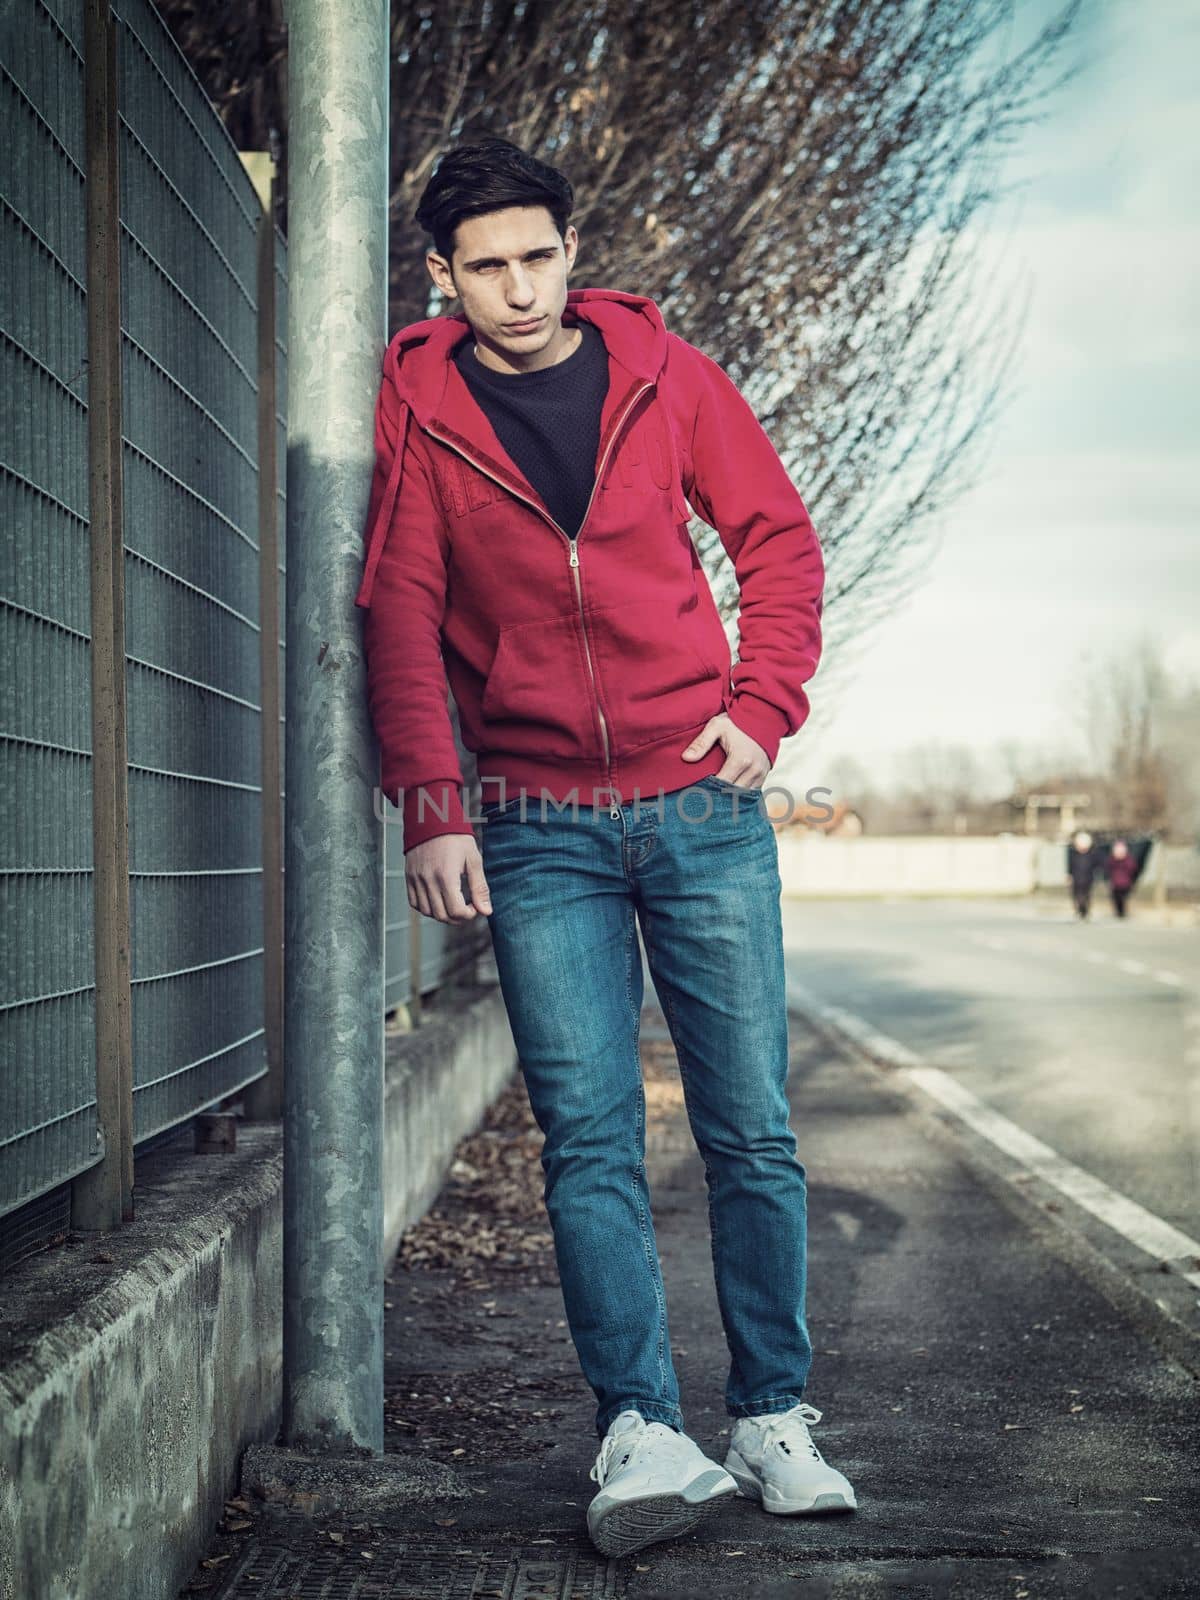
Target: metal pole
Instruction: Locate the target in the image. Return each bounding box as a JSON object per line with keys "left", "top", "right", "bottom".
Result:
{"left": 282, "top": 0, "right": 389, "bottom": 1452}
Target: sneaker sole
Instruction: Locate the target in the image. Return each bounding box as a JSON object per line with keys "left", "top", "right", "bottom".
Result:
{"left": 588, "top": 1469, "right": 738, "bottom": 1558}
{"left": 725, "top": 1461, "right": 857, "bottom": 1516}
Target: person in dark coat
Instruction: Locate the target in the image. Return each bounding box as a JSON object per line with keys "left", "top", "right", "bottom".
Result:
{"left": 1105, "top": 837, "right": 1139, "bottom": 918}
{"left": 1066, "top": 830, "right": 1097, "bottom": 919}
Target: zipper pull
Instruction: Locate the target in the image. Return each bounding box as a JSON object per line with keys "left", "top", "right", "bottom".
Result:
{"left": 568, "top": 539, "right": 579, "bottom": 568}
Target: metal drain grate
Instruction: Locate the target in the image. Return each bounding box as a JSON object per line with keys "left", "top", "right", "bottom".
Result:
{"left": 211, "top": 1538, "right": 623, "bottom": 1599}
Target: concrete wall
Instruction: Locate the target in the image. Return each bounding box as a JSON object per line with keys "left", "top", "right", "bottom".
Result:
{"left": 383, "top": 981, "right": 516, "bottom": 1263}
{"left": 778, "top": 832, "right": 1196, "bottom": 900}
{"left": 0, "top": 982, "right": 516, "bottom": 1600}
{"left": 778, "top": 832, "right": 1041, "bottom": 897}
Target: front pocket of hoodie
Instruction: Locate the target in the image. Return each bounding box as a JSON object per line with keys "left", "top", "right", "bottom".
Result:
{"left": 479, "top": 612, "right": 601, "bottom": 761}
{"left": 590, "top": 597, "right": 728, "bottom": 754}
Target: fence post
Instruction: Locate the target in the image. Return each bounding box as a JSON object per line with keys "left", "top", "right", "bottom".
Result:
{"left": 73, "top": 0, "right": 134, "bottom": 1232}
{"left": 243, "top": 156, "right": 284, "bottom": 1121}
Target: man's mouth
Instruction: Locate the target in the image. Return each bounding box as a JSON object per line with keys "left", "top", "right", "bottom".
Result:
{"left": 505, "top": 316, "right": 545, "bottom": 332}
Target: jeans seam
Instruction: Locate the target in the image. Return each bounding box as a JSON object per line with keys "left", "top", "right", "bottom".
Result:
{"left": 626, "top": 900, "right": 669, "bottom": 1406}
{"left": 662, "top": 977, "right": 744, "bottom": 1405}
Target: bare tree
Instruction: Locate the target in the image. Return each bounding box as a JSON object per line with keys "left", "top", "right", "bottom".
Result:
{"left": 891, "top": 739, "right": 986, "bottom": 830}
{"left": 1078, "top": 636, "right": 1196, "bottom": 838}
{"left": 1159, "top": 678, "right": 1200, "bottom": 844}
{"left": 155, "top": 0, "right": 288, "bottom": 159}
{"left": 158, "top": 0, "right": 1082, "bottom": 699}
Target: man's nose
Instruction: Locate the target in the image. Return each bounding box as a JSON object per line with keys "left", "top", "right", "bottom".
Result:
{"left": 505, "top": 268, "right": 535, "bottom": 305}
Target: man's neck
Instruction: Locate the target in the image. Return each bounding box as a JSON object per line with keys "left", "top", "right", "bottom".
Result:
{"left": 472, "top": 324, "right": 582, "bottom": 375}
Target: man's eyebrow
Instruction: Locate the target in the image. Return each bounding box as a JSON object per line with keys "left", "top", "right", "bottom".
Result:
{"left": 459, "top": 245, "right": 560, "bottom": 270}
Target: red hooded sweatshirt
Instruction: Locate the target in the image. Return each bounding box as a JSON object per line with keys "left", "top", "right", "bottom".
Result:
{"left": 355, "top": 287, "right": 825, "bottom": 851}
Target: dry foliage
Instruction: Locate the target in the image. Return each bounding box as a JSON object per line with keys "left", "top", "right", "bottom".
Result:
{"left": 156, "top": 0, "right": 1083, "bottom": 700}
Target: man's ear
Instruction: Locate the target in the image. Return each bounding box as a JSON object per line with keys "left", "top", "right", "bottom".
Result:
{"left": 426, "top": 249, "right": 454, "bottom": 299}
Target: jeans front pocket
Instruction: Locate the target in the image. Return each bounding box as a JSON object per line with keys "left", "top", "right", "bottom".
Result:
{"left": 701, "top": 773, "right": 764, "bottom": 797}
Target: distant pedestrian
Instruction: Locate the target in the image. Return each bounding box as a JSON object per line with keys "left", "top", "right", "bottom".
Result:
{"left": 1066, "top": 830, "right": 1097, "bottom": 920}
{"left": 1105, "top": 838, "right": 1138, "bottom": 918}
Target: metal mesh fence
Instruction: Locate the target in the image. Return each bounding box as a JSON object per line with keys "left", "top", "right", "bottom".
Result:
{"left": 2, "top": 0, "right": 484, "bottom": 1227}
{"left": 1, "top": 0, "right": 100, "bottom": 1214}
{"left": 115, "top": 0, "right": 269, "bottom": 1140}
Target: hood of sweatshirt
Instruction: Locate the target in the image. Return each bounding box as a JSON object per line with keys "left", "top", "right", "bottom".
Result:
{"left": 387, "top": 285, "right": 669, "bottom": 423}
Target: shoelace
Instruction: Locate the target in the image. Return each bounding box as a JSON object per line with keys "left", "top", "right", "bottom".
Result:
{"left": 755, "top": 1401, "right": 825, "bottom": 1460}
{"left": 589, "top": 1418, "right": 656, "bottom": 1487}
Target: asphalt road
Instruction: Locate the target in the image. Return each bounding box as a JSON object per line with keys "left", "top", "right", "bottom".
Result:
{"left": 779, "top": 893, "right": 1200, "bottom": 1240}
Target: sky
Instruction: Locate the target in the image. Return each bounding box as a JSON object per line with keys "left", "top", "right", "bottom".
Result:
{"left": 795, "top": 0, "right": 1200, "bottom": 797}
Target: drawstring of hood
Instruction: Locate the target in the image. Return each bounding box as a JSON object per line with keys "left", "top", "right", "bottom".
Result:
{"left": 354, "top": 389, "right": 411, "bottom": 610}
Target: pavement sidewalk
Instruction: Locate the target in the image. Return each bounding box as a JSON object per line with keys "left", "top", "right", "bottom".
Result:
{"left": 189, "top": 988, "right": 1199, "bottom": 1600}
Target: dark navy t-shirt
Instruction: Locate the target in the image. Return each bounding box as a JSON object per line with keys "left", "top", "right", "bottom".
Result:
{"left": 453, "top": 321, "right": 609, "bottom": 539}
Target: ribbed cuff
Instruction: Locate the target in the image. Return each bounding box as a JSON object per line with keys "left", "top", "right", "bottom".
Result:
{"left": 400, "top": 779, "right": 474, "bottom": 853}
{"left": 725, "top": 692, "right": 793, "bottom": 766}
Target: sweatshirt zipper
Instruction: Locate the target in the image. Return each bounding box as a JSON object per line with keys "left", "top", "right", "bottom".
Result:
{"left": 427, "top": 380, "right": 652, "bottom": 817}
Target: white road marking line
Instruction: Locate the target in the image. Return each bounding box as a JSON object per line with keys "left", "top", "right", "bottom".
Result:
{"left": 971, "top": 932, "right": 1193, "bottom": 993}
{"left": 904, "top": 1066, "right": 1200, "bottom": 1291}
{"left": 788, "top": 983, "right": 1200, "bottom": 1293}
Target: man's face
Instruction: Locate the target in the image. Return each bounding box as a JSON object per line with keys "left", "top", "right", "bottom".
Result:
{"left": 426, "top": 205, "right": 578, "bottom": 361}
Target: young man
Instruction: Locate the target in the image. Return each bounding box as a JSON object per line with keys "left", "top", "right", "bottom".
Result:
{"left": 356, "top": 137, "right": 856, "bottom": 1559}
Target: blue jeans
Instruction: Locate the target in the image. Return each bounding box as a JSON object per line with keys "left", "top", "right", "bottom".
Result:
{"left": 479, "top": 774, "right": 813, "bottom": 1439}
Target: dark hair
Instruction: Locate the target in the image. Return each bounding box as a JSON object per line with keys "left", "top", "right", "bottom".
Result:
{"left": 413, "top": 136, "right": 574, "bottom": 264}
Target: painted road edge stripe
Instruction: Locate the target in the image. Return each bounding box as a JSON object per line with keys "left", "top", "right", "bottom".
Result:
{"left": 787, "top": 982, "right": 1200, "bottom": 1294}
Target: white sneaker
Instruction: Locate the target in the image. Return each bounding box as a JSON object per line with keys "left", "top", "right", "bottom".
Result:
{"left": 723, "top": 1402, "right": 857, "bottom": 1515}
{"left": 586, "top": 1408, "right": 739, "bottom": 1558}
